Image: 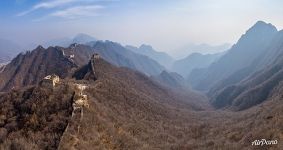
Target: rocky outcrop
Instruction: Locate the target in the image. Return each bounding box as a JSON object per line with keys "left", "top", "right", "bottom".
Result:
{"left": 72, "top": 54, "right": 99, "bottom": 81}
{"left": 0, "top": 46, "right": 77, "bottom": 91}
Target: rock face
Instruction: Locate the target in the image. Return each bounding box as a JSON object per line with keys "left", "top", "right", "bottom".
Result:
{"left": 72, "top": 54, "right": 98, "bottom": 80}
{"left": 0, "top": 46, "right": 77, "bottom": 91}
{"left": 189, "top": 21, "right": 278, "bottom": 91}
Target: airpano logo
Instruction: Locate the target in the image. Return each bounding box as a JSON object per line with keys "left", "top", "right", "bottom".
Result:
{"left": 252, "top": 139, "right": 278, "bottom": 146}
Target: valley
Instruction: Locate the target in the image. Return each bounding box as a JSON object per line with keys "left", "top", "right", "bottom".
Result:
{"left": 0, "top": 21, "right": 283, "bottom": 150}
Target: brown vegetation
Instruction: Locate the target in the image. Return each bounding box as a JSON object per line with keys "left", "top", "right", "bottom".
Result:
{"left": 59, "top": 58, "right": 282, "bottom": 149}
{"left": 0, "top": 56, "right": 282, "bottom": 150}
{"left": 0, "top": 81, "right": 74, "bottom": 149}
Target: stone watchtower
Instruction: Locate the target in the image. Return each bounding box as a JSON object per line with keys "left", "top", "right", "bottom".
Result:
{"left": 43, "top": 74, "right": 60, "bottom": 87}
{"left": 90, "top": 53, "right": 100, "bottom": 76}
{"left": 93, "top": 53, "right": 100, "bottom": 59}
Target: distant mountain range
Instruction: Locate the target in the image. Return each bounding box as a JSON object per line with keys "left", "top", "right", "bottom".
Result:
{"left": 90, "top": 41, "right": 166, "bottom": 75}
{"left": 44, "top": 36, "right": 167, "bottom": 76}
{"left": 209, "top": 24, "right": 283, "bottom": 110}
{"left": 183, "top": 21, "right": 283, "bottom": 111}
{"left": 189, "top": 21, "right": 278, "bottom": 92}
{"left": 125, "top": 44, "right": 174, "bottom": 69}
{"left": 171, "top": 43, "right": 231, "bottom": 59}
{"left": 0, "top": 40, "right": 167, "bottom": 92}
{"left": 43, "top": 33, "right": 97, "bottom": 48}
{"left": 171, "top": 52, "right": 224, "bottom": 78}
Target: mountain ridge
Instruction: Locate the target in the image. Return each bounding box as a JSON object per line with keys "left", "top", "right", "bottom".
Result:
{"left": 188, "top": 21, "right": 278, "bottom": 91}
{"left": 172, "top": 52, "right": 224, "bottom": 78}
{"left": 125, "top": 44, "right": 174, "bottom": 69}
{"left": 0, "top": 45, "right": 77, "bottom": 91}
{"left": 171, "top": 43, "right": 231, "bottom": 59}
{"left": 210, "top": 29, "right": 283, "bottom": 110}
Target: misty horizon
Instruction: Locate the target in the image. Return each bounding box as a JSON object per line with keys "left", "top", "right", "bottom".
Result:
{"left": 1, "top": 0, "right": 283, "bottom": 54}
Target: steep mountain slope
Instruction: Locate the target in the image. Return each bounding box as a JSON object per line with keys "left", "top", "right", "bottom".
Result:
{"left": 126, "top": 44, "right": 174, "bottom": 69}
{"left": 0, "top": 39, "right": 22, "bottom": 63}
{"left": 189, "top": 21, "right": 278, "bottom": 91}
{"left": 59, "top": 57, "right": 283, "bottom": 150}
{"left": 0, "top": 46, "right": 77, "bottom": 91}
{"left": 59, "top": 42, "right": 166, "bottom": 76}
{"left": 151, "top": 71, "right": 188, "bottom": 89}
{"left": 172, "top": 52, "right": 224, "bottom": 78}
{"left": 0, "top": 81, "right": 74, "bottom": 149}
{"left": 59, "top": 56, "right": 209, "bottom": 149}
{"left": 0, "top": 41, "right": 167, "bottom": 92}
{"left": 90, "top": 41, "right": 166, "bottom": 75}
{"left": 210, "top": 32, "right": 283, "bottom": 110}
{"left": 0, "top": 55, "right": 208, "bottom": 149}
{"left": 209, "top": 30, "right": 283, "bottom": 98}
{"left": 194, "top": 93, "right": 283, "bottom": 150}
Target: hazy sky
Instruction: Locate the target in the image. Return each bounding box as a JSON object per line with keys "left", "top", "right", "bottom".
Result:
{"left": 1, "top": 0, "right": 283, "bottom": 52}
